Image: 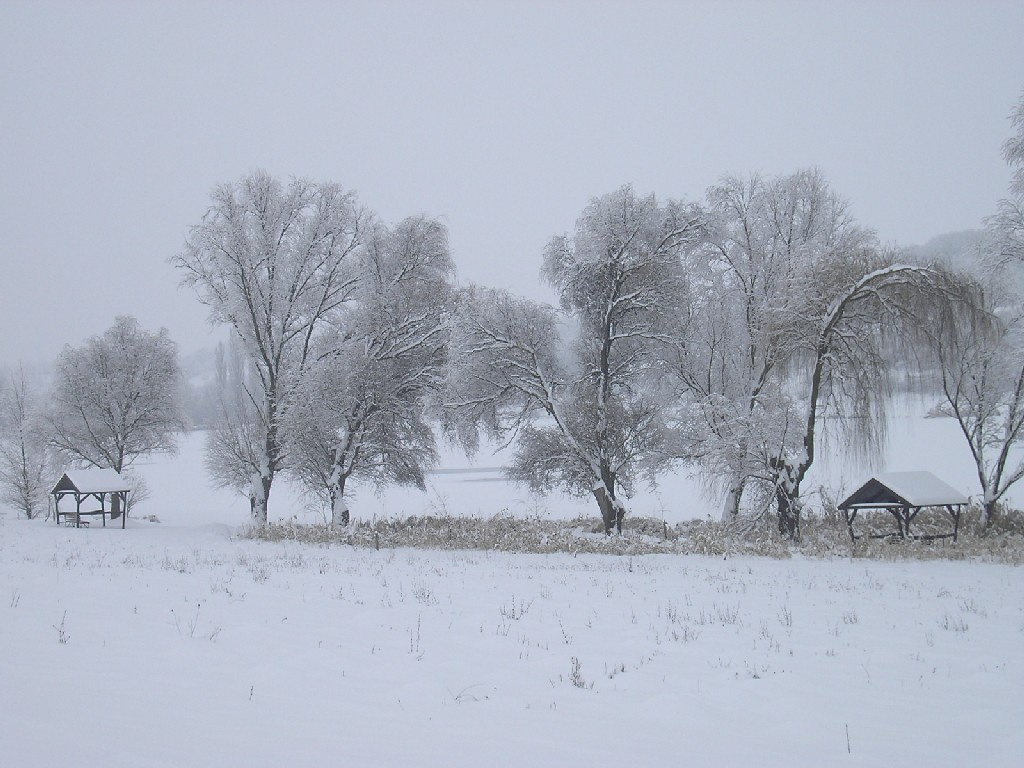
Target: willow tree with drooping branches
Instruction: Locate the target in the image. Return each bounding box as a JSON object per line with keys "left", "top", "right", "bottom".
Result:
{"left": 668, "top": 170, "right": 957, "bottom": 539}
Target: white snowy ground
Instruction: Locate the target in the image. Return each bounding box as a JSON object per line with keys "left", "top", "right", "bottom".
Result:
{"left": 1, "top": 406, "right": 1022, "bottom": 767}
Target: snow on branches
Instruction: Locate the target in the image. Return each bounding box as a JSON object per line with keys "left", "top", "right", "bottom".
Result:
{"left": 175, "top": 172, "right": 369, "bottom": 523}
{"left": 447, "top": 187, "right": 700, "bottom": 533}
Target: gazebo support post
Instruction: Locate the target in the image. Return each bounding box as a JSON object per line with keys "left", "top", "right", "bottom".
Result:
{"left": 908, "top": 507, "right": 921, "bottom": 538}
{"left": 947, "top": 505, "right": 961, "bottom": 542}
{"left": 843, "top": 509, "right": 858, "bottom": 541}
{"left": 890, "top": 508, "right": 906, "bottom": 539}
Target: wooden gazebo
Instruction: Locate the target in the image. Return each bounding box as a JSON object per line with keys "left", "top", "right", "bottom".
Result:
{"left": 51, "top": 469, "right": 131, "bottom": 529}
{"left": 838, "top": 471, "right": 969, "bottom": 542}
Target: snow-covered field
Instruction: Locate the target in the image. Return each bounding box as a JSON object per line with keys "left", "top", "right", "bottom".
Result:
{"left": 2, "top": 407, "right": 1022, "bottom": 767}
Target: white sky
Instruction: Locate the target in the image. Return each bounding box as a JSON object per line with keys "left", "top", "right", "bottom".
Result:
{"left": 2, "top": 0, "right": 1022, "bottom": 366}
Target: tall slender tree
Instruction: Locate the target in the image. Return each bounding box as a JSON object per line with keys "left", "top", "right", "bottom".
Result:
{"left": 0, "top": 366, "right": 51, "bottom": 519}
{"left": 928, "top": 258, "right": 1024, "bottom": 528}
{"left": 174, "top": 171, "right": 368, "bottom": 524}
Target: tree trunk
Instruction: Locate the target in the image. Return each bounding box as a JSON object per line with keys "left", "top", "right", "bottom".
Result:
{"left": 110, "top": 455, "right": 124, "bottom": 519}
{"left": 981, "top": 498, "right": 998, "bottom": 531}
{"left": 330, "top": 475, "right": 350, "bottom": 528}
{"left": 776, "top": 486, "right": 801, "bottom": 541}
{"left": 719, "top": 475, "right": 745, "bottom": 522}
{"left": 770, "top": 458, "right": 801, "bottom": 541}
{"left": 593, "top": 482, "right": 624, "bottom": 534}
{"left": 249, "top": 472, "right": 272, "bottom": 525}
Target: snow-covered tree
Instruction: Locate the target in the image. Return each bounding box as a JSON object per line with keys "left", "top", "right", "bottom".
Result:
{"left": 669, "top": 170, "right": 947, "bottom": 539}
{"left": 665, "top": 173, "right": 806, "bottom": 521}
{"left": 173, "top": 171, "right": 369, "bottom": 524}
{"left": 928, "top": 258, "right": 1024, "bottom": 528}
{"left": 0, "top": 366, "right": 52, "bottom": 519}
{"left": 764, "top": 257, "right": 951, "bottom": 539}
{"left": 283, "top": 216, "right": 454, "bottom": 527}
{"left": 1003, "top": 90, "right": 1024, "bottom": 197}
{"left": 46, "top": 316, "right": 185, "bottom": 516}
{"left": 924, "top": 94, "right": 1024, "bottom": 529}
{"left": 990, "top": 91, "right": 1024, "bottom": 266}
{"left": 446, "top": 186, "right": 701, "bottom": 533}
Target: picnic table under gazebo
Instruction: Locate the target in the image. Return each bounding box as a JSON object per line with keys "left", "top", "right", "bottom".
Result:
{"left": 838, "top": 471, "right": 969, "bottom": 542}
{"left": 51, "top": 468, "right": 131, "bottom": 528}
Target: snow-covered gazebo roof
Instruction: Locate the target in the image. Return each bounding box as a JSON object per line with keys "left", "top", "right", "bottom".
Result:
{"left": 838, "top": 471, "right": 968, "bottom": 543}
{"left": 51, "top": 468, "right": 131, "bottom": 495}
{"left": 838, "top": 471, "right": 968, "bottom": 510}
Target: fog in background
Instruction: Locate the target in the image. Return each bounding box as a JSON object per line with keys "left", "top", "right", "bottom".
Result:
{"left": 2, "top": 0, "right": 1022, "bottom": 365}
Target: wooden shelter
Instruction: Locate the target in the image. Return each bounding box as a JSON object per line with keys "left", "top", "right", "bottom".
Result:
{"left": 838, "top": 471, "right": 969, "bottom": 542}
{"left": 51, "top": 469, "right": 131, "bottom": 529}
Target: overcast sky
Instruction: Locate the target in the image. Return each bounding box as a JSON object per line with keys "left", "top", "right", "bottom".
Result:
{"left": 2, "top": 0, "right": 1022, "bottom": 366}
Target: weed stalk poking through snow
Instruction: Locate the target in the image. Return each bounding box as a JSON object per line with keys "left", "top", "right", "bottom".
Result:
{"left": 53, "top": 610, "right": 69, "bottom": 645}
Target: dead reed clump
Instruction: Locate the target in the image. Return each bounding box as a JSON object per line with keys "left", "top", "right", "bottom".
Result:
{"left": 240, "top": 506, "right": 1024, "bottom": 564}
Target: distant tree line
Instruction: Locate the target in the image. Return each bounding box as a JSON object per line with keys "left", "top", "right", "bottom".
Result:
{"left": 2, "top": 92, "right": 1022, "bottom": 540}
